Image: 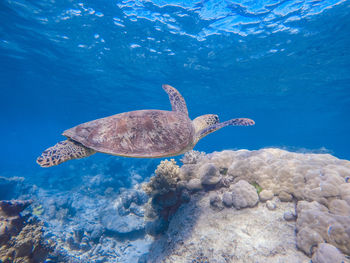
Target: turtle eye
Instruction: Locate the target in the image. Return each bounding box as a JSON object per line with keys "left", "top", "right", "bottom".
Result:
{"left": 214, "top": 115, "right": 219, "bottom": 123}
{"left": 209, "top": 115, "right": 219, "bottom": 124}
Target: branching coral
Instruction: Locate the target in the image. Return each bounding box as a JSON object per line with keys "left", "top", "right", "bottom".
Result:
{"left": 143, "top": 159, "right": 184, "bottom": 235}
{"left": 143, "top": 159, "right": 180, "bottom": 196}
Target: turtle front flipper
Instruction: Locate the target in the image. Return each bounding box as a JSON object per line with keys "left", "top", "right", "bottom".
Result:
{"left": 162, "top": 84, "right": 188, "bottom": 116}
{"left": 195, "top": 118, "right": 255, "bottom": 143}
{"left": 36, "top": 139, "right": 96, "bottom": 167}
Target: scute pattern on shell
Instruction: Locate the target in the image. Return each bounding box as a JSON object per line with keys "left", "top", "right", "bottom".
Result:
{"left": 63, "top": 110, "right": 194, "bottom": 157}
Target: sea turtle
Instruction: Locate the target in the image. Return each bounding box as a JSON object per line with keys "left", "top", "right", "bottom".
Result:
{"left": 37, "top": 85, "right": 254, "bottom": 167}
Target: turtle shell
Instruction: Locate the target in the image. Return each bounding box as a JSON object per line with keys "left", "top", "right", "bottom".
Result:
{"left": 63, "top": 110, "right": 194, "bottom": 158}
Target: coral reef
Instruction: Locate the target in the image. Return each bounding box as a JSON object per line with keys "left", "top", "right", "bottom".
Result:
{"left": 222, "top": 148, "right": 350, "bottom": 206}
{"left": 142, "top": 148, "right": 350, "bottom": 262}
{"left": 0, "top": 200, "right": 32, "bottom": 248}
{"left": 0, "top": 200, "right": 53, "bottom": 263}
{"left": 2, "top": 148, "right": 350, "bottom": 262}
{"left": 1, "top": 157, "right": 157, "bottom": 263}
{"left": 43, "top": 183, "right": 152, "bottom": 263}
{"left": 296, "top": 200, "right": 350, "bottom": 255}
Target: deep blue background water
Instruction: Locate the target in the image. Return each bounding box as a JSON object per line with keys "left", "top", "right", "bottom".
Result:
{"left": 1, "top": 0, "right": 350, "bottom": 174}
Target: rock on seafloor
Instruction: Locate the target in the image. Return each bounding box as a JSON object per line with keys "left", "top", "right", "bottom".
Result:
{"left": 145, "top": 193, "right": 309, "bottom": 263}
{"left": 266, "top": 200, "right": 277, "bottom": 210}
{"left": 230, "top": 180, "right": 259, "bottom": 209}
{"left": 259, "top": 189, "right": 274, "bottom": 202}
{"left": 199, "top": 163, "right": 221, "bottom": 186}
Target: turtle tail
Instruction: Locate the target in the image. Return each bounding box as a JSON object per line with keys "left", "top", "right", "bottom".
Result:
{"left": 36, "top": 139, "right": 96, "bottom": 167}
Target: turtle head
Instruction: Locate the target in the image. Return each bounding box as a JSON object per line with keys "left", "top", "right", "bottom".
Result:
{"left": 192, "top": 114, "right": 219, "bottom": 144}
{"left": 192, "top": 116, "right": 255, "bottom": 148}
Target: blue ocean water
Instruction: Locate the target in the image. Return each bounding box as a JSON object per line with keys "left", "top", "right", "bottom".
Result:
{"left": 1, "top": 0, "right": 350, "bottom": 174}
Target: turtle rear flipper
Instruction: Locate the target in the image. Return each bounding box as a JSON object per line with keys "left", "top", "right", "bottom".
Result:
{"left": 36, "top": 139, "right": 95, "bottom": 167}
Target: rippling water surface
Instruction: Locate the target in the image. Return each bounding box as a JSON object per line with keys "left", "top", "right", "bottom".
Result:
{"left": 1, "top": 0, "right": 350, "bottom": 172}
